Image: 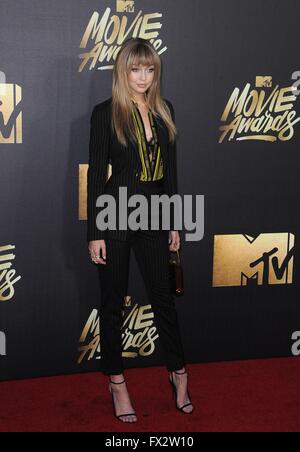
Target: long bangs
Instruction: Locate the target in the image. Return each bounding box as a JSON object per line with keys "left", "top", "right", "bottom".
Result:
{"left": 127, "top": 44, "right": 156, "bottom": 71}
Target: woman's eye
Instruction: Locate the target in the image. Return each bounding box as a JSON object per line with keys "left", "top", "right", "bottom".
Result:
{"left": 132, "top": 67, "right": 154, "bottom": 72}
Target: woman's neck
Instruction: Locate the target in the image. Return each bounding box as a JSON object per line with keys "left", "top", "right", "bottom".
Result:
{"left": 131, "top": 94, "right": 147, "bottom": 107}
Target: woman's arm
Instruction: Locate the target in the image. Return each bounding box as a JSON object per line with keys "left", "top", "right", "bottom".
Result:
{"left": 87, "top": 105, "right": 110, "bottom": 242}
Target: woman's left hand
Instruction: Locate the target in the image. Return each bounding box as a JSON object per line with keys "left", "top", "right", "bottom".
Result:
{"left": 169, "top": 230, "right": 180, "bottom": 252}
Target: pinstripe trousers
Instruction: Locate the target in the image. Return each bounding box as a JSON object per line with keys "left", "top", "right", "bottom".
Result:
{"left": 97, "top": 180, "right": 186, "bottom": 375}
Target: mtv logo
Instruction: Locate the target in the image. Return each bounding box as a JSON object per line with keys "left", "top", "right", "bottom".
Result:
{"left": 213, "top": 233, "right": 295, "bottom": 287}
{"left": 117, "top": 0, "right": 135, "bottom": 13}
{"left": 256, "top": 76, "right": 272, "bottom": 88}
{"left": 0, "top": 331, "right": 6, "bottom": 356}
{"left": 0, "top": 83, "right": 23, "bottom": 143}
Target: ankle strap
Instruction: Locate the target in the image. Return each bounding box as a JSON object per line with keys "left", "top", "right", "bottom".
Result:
{"left": 109, "top": 379, "right": 126, "bottom": 385}
{"left": 174, "top": 370, "right": 187, "bottom": 375}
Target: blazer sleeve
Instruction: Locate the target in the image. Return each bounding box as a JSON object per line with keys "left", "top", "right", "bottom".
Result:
{"left": 87, "top": 105, "right": 110, "bottom": 242}
{"left": 166, "top": 100, "right": 178, "bottom": 197}
{"left": 165, "top": 100, "right": 180, "bottom": 231}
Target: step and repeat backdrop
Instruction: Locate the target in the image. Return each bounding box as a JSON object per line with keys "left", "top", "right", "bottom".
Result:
{"left": 1, "top": 0, "right": 300, "bottom": 380}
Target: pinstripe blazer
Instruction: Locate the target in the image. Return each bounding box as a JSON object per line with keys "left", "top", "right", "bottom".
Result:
{"left": 87, "top": 97, "right": 178, "bottom": 242}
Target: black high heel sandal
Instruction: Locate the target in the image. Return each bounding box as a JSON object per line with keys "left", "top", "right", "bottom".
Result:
{"left": 169, "top": 370, "right": 194, "bottom": 414}
{"left": 109, "top": 379, "right": 137, "bottom": 422}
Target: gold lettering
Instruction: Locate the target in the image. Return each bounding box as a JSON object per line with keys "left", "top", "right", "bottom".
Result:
{"left": 79, "top": 8, "right": 166, "bottom": 72}
{"left": 219, "top": 82, "right": 300, "bottom": 143}
{"left": 0, "top": 245, "right": 21, "bottom": 302}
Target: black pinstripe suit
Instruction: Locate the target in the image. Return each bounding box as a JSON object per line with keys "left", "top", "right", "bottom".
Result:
{"left": 87, "top": 97, "right": 185, "bottom": 375}
{"left": 87, "top": 97, "right": 179, "bottom": 242}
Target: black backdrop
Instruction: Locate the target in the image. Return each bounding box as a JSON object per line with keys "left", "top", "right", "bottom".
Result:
{"left": 1, "top": 0, "right": 300, "bottom": 381}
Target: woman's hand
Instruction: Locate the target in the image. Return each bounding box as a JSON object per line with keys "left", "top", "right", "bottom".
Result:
{"left": 88, "top": 240, "right": 107, "bottom": 265}
{"left": 169, "top": 231, "right": 180, "bottom": 252}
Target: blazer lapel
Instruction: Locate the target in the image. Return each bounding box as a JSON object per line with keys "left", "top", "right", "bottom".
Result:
{"left": 152, "top": 113, "right": 168, "bottom": 162}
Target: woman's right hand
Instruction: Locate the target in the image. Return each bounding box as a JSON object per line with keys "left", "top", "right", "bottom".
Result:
{"left": 88, "top": 240, "right": 107, "bottom": 265}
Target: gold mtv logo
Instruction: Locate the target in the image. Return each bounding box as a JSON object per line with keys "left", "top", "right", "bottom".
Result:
{"left": 256, "top": 76, "right": 272, "bottom": 88}
{"left": 78, "top": 163, "right": 112, "bottom": 220}
{"left": 213, "top": 233, "right": 294, "bottom": 287}
{"left": 117, "top": 0, "right": 135, "bottom": 13}
{"left": 0, "top": 84, "right": 22, "bottom": 144}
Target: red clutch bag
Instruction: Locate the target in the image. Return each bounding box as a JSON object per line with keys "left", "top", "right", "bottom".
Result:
{"left": 169, "top": 250, "right": 184, "bottom": 297}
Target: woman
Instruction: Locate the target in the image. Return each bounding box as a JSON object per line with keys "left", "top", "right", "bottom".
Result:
{"left": 87, "top": 38, "right": 194, "bottom": 423}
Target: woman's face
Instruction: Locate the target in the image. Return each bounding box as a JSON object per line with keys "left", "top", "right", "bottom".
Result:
{"left": 128, "top": 62, "right": 155, "bottom": 97}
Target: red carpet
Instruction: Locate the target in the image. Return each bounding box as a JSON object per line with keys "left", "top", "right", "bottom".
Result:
{"left": 1, "top": 357, "right": 300, "bottom": 432}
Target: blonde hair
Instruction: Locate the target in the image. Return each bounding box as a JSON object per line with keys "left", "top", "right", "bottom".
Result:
{"left": 111, "top": 37, "right": 177, "bottom": 147}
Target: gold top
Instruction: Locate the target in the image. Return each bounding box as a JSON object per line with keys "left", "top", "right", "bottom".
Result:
{"left": 131, "top": 100, "right": 164, "bottom": 182}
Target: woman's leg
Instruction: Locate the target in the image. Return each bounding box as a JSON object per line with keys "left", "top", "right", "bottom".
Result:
{"left": 97, "top": 238, "right": 131, "bottom": 376}
{"left": 98, "top": 238, "right": 137, "bottom": 422}
{"left": 131, "top": 229, "right": 186, "bottom": 372}
{"left": 131, "top": 228, "right": 193, "bottom": 413}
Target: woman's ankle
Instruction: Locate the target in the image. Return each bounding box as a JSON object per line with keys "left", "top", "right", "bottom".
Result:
{"left": 172, "top": 367, "right": 186, "bottom": 375}
{"left": 109, "top": 373, "right": 125, "bottom": 384}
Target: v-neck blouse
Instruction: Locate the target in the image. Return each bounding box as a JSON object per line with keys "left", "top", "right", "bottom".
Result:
{"left": 131, "top": 100, "right": 164, "bottom": 183}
